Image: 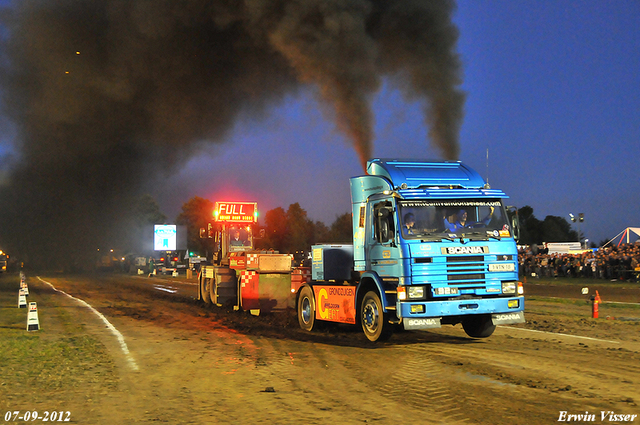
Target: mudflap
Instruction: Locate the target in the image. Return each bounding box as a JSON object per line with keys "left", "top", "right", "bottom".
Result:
{"left": 403, "top": 317, "right": 442, "bottom": 330}
{"left": 215, "top": 268, "right": 238, "bottom": 307}
{"left": 491, "top": 311, "right": 525, "bottom": 325}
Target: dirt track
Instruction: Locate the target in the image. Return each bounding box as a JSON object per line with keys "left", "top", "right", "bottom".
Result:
{"left": 5, "top": 273, "right": 640, "bottom": 424}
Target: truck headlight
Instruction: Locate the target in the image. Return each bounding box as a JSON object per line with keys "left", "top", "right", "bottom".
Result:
{"left": 398, "top": 286, "right": 426, "bottom": 300}
{"left": 407, "top": 286, "right": 424, "bottom": 299}
{"left": 501, "top": 281, "right": 517, "bottom": 294}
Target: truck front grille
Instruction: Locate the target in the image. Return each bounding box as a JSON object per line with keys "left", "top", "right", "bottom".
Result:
{"left": 447, "top": 255, "right": 483, "bottom": 263}
{"left": 445, "top": 256, "right": 486, "bottom": 284}
{"left": 447, "top": 273, "right": 485, "bottom": 281}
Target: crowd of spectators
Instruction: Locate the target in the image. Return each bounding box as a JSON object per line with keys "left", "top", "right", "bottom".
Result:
{"left": 518, "top": 243, "right": 640, "bottom": 282}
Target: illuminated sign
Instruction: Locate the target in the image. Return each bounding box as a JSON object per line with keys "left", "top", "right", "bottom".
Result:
{"left": 154, "top": 225, "right": 177, "bottom": 251}
{"left": 214, "top": 202, "right": 257, "bottom": 223}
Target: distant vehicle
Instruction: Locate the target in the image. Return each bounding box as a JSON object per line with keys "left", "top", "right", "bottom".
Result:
{"left": 198, "top": 201, "right": 294, "bottom": 312}
{"left": 153, "top": 252, "right": 188, "bottom": 274}
{"left": 96, "top": 249, "right": 121, "bottom": 270}
{"left": 0, "top": 250, "right": 8, "bottom": 273}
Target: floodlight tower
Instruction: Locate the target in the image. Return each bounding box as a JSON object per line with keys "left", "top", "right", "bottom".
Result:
{"left": 569, "top": 213, "right": 585, "bottom": 248}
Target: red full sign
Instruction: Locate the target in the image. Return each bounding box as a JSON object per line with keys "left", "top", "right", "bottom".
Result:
{"left": 214, "top": 202, "right": 257, "bottom": 223}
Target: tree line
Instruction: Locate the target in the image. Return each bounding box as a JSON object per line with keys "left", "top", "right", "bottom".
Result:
{"left": 0, "top": 187, "right": 588, "bottom": 271}
{"left": 129, "top": 196, "right": 589, "bottom": 258}
{"left": 174, "top": 197, "right": 352, "bottom": 257}
{"left": 515, "top": 205, "right": 586, "bottom": 246}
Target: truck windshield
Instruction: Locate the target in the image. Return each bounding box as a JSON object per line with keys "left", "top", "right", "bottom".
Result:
{"left": 228, "top": 225, "right": 253, "bottom": 252}
{"left": 398, "top": 199, "right": 511, "bottom": 239}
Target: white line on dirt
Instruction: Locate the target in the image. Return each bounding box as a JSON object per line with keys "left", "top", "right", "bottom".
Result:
{"left": 153, "top": 285, "right": 178, "bottom": 293}
{"left": 38, "top": 277, "right": 139, "bottom": 371}
{"left": 602, "top": 300, "right": 640, "bottom": 306}
{"left": 500, "top": 326, "right": 620, "bottom": 344}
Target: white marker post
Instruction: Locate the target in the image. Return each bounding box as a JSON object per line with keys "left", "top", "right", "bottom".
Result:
{"left": 27, "top": 302, "right": 40, "bottom": 331}
{"left": 18, "top": 288, "right": 27, "bottom": 308}
{"left": 20, "top": 273, "right": 29, "bottom": 295}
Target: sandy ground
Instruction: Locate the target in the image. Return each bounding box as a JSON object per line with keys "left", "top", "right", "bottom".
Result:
{"left": 2, "top": 272, "right": 639, "bottom": 424}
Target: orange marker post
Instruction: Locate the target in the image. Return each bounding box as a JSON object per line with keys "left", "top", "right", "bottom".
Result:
{"left": 592, "top": 290, "right": 601, "bottom": 319}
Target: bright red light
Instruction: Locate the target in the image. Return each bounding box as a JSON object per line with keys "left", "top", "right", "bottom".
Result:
{"left": 214, "top": 202, "right": 257, "bottom": 223}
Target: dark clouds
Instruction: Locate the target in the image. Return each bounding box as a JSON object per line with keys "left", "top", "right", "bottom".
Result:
{"left": 0, "top": 0, "right": 464, "bottom": 268}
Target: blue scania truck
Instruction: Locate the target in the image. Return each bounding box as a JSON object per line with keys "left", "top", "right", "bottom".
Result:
{"left": 296, "top": 159, "right": 525, "bottom": 341}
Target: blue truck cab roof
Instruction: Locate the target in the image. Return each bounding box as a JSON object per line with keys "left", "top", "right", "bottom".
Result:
{"left": 366, "top": 158, "right": 486, "bottom": 190}
{"left": 350, "top": 159, "right": 508, "bottom": 204}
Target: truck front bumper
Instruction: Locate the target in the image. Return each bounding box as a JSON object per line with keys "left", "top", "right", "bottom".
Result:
{"left": 397, "top": 296, "right": 525, "bottom": 330}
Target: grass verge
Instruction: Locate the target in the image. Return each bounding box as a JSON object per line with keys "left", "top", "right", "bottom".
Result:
{"left": 0, "top": 273, "right": 118, "bottom": 411}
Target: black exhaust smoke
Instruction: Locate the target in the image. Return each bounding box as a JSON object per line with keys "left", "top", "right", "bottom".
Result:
{"left": 0, "top": 0, "right": 464, "bottom": 268}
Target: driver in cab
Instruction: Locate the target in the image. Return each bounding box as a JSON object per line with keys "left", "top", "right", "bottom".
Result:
{"left": 445, "top": 207, "right": 494, "bottom": 233}
{"left": 403, "top": 213, "right": 416, "bottom": 236}
{"left": 230, "top": 230, "right": 247, "bottom": 247}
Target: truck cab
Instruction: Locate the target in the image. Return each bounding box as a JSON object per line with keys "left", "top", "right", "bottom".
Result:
{"left": 349, "top": 159, "right": 524, "bottom": 338}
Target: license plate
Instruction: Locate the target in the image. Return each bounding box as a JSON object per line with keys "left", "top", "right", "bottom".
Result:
{"left": 489, "top": 263, "right": 515, "bottom": 272}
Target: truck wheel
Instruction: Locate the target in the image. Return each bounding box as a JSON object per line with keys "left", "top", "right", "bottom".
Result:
{"left": 297, "top": 286, "right": 317, "bottom": 332}
{"left": 360, "top": 291, "right": 393, "bottom": 342}
{"left": 201, "top": 277, "right": 212, "bottom": 305}
{"left": 209, "top": 277, "right": 218, "bottom": 305}
{"left": 198, "top": 275, "right": 205, "bottom": 302}
{"left": 462, "top": 315, "right": 496, "bottom": 338}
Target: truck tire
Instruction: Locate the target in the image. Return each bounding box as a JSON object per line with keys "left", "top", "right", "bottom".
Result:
{"left": 209, "top": 276, "right": 218, "bottom": 305}
{"left": 462, "top": 315, "right": 496, "bottom": 338}
{"left": 201, "top": 277, "right": 212, "bottom": 305}
{"left": 297, "top": 286, "right": 317, "bottom": 332}
{"left": 198, "top": 275, "right": 205, "bottom": 302}
{"left": 360, "top": 291, "right": 393, "bottom": 342}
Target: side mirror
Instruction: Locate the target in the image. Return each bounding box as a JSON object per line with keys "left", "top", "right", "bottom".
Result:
{"left": 378, "top": 218, "right": 390, "bottom": 242}
{"left": 507, "top": 206, "right": 520, "bottom": 242}
{"left": 375, "top": 207, "right": 393, "bottom": 244}
{"left": 377, "top": 208, "right": 390, "bottom": 219}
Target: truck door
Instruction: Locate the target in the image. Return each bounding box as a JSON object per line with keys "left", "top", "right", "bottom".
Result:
{"left": 367, "top": 201, "right": 401, "bottom": 277}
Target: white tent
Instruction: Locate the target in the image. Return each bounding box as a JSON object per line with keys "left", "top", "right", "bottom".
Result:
{"left": 602, "top": 227, "right": 640, "bottom": 247}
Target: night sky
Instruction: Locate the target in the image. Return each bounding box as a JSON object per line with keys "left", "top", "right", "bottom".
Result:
{"left": 1, "top": 1, "right": 638, "bottom": 253}
{"left": 149, "top": 1, "right": 640, "bottom": 246}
